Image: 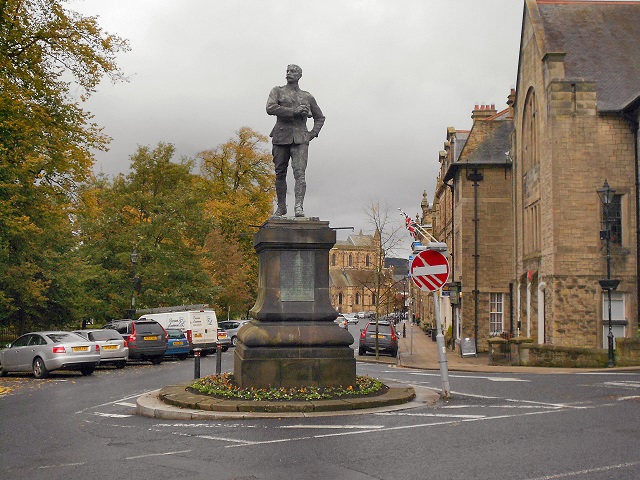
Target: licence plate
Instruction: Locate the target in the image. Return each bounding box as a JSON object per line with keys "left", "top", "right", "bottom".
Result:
{"left": 143, "top": 336, "right": 158, "bottom": 341}
{"left": 172, "top": 341, "right": 183, "bottom": 346}
{"left": 194, "top": 333, "right": 202, "bottom": 338}
{"left": 218, "top": 333, "right": 227, "bottom": 339}
{"left": 72, "top": 346, "right": 89, "bottom": 352}
{"left": 369, "top": 334, "right": 384, "bottom": 339}
{"left": 103, "top": 345, "right": 118, "bottom": 350}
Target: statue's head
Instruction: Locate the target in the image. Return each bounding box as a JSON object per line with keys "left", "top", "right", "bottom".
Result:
{"left": 286, "top": 64, "right": 302, "bottom": 83}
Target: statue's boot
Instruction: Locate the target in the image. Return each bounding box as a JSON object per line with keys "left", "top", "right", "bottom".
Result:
{"left": 294, "top": 196, "right": 304, "bottom": 217}
{"left": 273, "top": 179, "right": 287, "bottom": 216}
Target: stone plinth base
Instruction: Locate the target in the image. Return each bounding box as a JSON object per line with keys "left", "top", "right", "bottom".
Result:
{"left": 234, "top": 320, "right": 355, "bottom": 388}
{"left": 234, "top": 218, "right": 356, "bottom": 389}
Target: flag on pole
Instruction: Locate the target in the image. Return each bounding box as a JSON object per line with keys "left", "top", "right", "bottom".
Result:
{"left": 404, "top": 215, "right": 419, "bottom": 239}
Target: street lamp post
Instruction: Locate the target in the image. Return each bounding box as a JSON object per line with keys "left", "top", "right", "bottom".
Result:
{"left": 128, "top": 248, "right": 138, "bottom": 319}
{"left": 597, "top": 180, "right": 620, "bottom": 368}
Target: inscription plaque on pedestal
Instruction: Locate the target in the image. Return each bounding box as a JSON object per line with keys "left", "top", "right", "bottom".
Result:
{"left": 281, "top": 251, "right": 315, "bottom": 301}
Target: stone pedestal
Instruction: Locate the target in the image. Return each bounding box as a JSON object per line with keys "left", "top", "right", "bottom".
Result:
{"left": 234, "top": 218, "right": 355, "bottom": 388}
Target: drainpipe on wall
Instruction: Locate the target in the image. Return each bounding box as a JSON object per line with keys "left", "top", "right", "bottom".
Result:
{"left": 622, "top": 111, "right": 639, "bottom": 337}
{"left": 467, "top": 168, "right": 484, "bottom": 352}
{"left": 445, "top": 180, "right": 456, "bottom": 350}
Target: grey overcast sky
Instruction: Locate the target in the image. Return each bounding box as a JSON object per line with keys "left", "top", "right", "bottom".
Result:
{"left": 71, "top": 0, "right": 524, "bottom": 256}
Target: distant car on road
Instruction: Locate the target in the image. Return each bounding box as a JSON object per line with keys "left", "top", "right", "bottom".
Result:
{"left": 218, "top": 320, "right": 250, "bottom": 347}
{"left": 73, "top": 329, "right": 128, "bottom": 369}
{"left": 344, "top": 314, "right": 359, "bottom": 324}
{"left": 164, "top": 329, "right": 190, "bottom": 360}
{"left": 102, "top": 319, "right": 168, "bottom": 364}
{"left": 0, "top": 331, "right": 100, "bottom": 378}
{"left": 216, "top": 329, "right": 231, "bottom": 351}
{"left": 358, "top": 320, "right": 398, "bottom": 357}
{"left": 335, "top": 315, "right": 348, "bottom": 329}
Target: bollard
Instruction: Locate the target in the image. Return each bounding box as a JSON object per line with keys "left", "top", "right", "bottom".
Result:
{"left": 403, "top": 322, "right": 406, "bottom": 338}
{"left": 216, "top": 343, "right": 222, "bottom": 374}
{"left": 193, "top": 348, "right": 201, "bottom": 379}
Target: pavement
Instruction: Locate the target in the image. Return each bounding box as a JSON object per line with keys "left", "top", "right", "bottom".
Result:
{"left": 137, "top": 322, "right": 639, "bottom": 419}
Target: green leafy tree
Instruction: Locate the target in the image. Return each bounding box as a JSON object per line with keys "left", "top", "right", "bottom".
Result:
{"left": 198, "top": 127, "right": 275, "bottom": 316}
{"left": 0, "top": 0, "right": 128, "bottom": 331}
{"left": 77, "top": 143, "right": 214, "bottom": 320}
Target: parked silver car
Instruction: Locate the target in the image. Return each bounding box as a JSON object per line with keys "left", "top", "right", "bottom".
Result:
{"left": 218, "top": 320, "right": 250, "bottom": 347}
{"left": 0, "top": 331, "right": 100, "bottom": 378}
{"left": 73, "top": 329, "right": 129, "bottom": 369}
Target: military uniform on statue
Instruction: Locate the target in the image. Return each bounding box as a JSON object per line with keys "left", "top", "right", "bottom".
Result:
{"left": 266, "top": 64, "right": 325, "bottom": 218}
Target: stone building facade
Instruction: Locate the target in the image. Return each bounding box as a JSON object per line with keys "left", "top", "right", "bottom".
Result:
{"left": 511, "top": 0, "right": 639, "bottom": 348}
{"left": 423, "top": 0, "right": 639, "bottom": 353}
{"left": 427, "top": 103, "right": 514, "bottom": 352}
{"left": 329, "top": 231, "right": 382, "bottom": 314}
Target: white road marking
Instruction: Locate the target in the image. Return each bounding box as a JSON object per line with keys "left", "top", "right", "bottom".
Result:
{"left": 115, "top": 402, "right": 137, "bottom": 407}
{"left": 38, "top": 462, "right": 85, "bottom": 469}
{"left": 93, "top": 412, "right": 133, "bottom": 418}
{"left": 279, "top": 424, "right": 385, "bottom": 429}
{"left": 524, "top": 460, "right": 640, "bottom": 479}
{"left": 376, "top": 412, "right": 486, "bottom": 419}
{"left": 225, "top": 408, "right": 572, "bottom": 448}
{"left": 603, "top": 381, "right": 640, "bottom": 388}
{"left": 125, "top": 450, "right": 191, "bottom": 460}
{"left": 75, "top": 389, "right": 158, "bottom": 414}
{"left": 406, "top": 372, "right": 530, "bottom": 382}
{"left": 617, "top": 395, "right": 640, "bottom": 401}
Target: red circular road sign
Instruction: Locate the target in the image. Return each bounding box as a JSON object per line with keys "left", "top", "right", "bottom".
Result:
{"left": 410, "top": 249, "right": 450, "bottom": 292}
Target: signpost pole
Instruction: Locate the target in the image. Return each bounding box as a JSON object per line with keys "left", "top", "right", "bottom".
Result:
{"left": 433, "top": 291, "right": 451, "bottom": 398}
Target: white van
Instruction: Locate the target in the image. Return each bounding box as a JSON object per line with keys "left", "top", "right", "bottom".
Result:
{"left": 138, "top": 308, "right": 220, "bottom": 354}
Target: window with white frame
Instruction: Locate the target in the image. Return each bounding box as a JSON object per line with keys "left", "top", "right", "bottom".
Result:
{"left": 490, "top": 293, "right": 504, "bottom": 335}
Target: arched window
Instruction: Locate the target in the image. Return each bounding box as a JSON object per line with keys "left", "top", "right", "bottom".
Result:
{"left": 355, "top": 292, "right": 360, "bottom": 305}
{"left": 522, "top": 88, "right": 541, "bottom": 255}
{"left": 338, "top": 292, "right": 343, "bottom": 305}
{"left": 348, "top": 254, "right": 353, "bottom": 267}
{"left": 331, "top": 253, "right": 336, "bottom": 266}
{"left": 372, "top": 293, "right": 376, "bottom": 305}
{"left": 365, "top": 254, "right": 370, "bottom": 267}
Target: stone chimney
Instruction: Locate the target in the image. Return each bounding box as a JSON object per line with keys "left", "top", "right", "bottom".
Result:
{"left": 471, "top": 103, "right": 497, "bottom": 121}
{"left": 506, "top": 88, "right": 516, "bottom": 119}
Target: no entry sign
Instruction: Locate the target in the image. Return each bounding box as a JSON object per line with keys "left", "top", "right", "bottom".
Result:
{"left": 410, "top": 249, "right": 450, "bottom": 292}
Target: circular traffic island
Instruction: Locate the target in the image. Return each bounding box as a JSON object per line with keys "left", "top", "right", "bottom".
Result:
{"left": 137, "top": 373, "right": 420, "bottom": 419}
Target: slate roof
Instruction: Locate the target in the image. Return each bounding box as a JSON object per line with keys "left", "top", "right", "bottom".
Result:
{"left": 443, "top": 119, "right": 513, "bottom": 182}
{"left": 536, "top": 0, "right": 640, "bottom": 112}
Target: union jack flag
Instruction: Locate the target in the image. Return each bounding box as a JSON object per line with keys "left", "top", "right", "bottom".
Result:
{"left": 402, "top": 213, "right": 419, "bottom": 239}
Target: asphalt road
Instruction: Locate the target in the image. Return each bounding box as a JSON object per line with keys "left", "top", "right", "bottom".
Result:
{"left": 1, "top": 348, "right": 639, "bottom": 480}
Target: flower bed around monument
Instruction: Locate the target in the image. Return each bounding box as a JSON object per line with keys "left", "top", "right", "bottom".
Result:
{"left": 189, "top": 373, "right": 386, "bottom": 401}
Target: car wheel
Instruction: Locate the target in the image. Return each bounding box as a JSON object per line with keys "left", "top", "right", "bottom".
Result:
{"left": 115, "top": 360, "right": 126, "bottom": 369}
{"left": 177, "top": 354, "right": 188, "bottom": 361}
{"left": 222, "top": 346, "right": 229, "bottom": 352}
{"left": 80, "top": 366, "right": 95, "bottom": 376}
{"left": 391, "top": 349, "right": 398, "bottom": 357}
{"left": 358, "top": 347, "right": 365, "bottom": 356}
{"left": 32, "top": 357, "right": 49, "bottom": 379}
{"left": 0, "top": 367, "right": 6, "bottom": 377}
{"left": 150, "top": 356, "right": 163, "bottom": 365}
{"left": 231, "top": 336, "right": 238, "bottom": 347}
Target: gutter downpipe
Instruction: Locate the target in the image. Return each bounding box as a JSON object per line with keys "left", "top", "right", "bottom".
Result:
{"left": 467, "top": 168, "right": 484, "bottom": 353}
{"left": 445, "top": 180, "right": 456, "bottom": 350}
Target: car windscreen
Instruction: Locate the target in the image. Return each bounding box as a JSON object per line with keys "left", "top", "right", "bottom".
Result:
{"left": 46, "top": 333, "right": 83, "bottom": 343}
{"left": 89, "top": 330, "right": 122, "bottom": 341}
{"left": 166, "top": 329, "right": 184, "bottom": 339}
{"left": 134, "top": 321, "right": 164, "bottom": 335}
{"left": 367, "top": 324, "right": 392, "bottom": 334}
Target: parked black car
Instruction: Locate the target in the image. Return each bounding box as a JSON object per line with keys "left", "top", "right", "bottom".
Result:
{"left": 102, "top": 319, "right": 168, "bottom": 364}
{"left": 358, "top": 320, "right": 398, "bottom": 357}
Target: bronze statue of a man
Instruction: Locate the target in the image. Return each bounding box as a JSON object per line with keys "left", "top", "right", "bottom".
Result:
{"left": 266, "top": 64, "right": 325, "bottom": 217}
